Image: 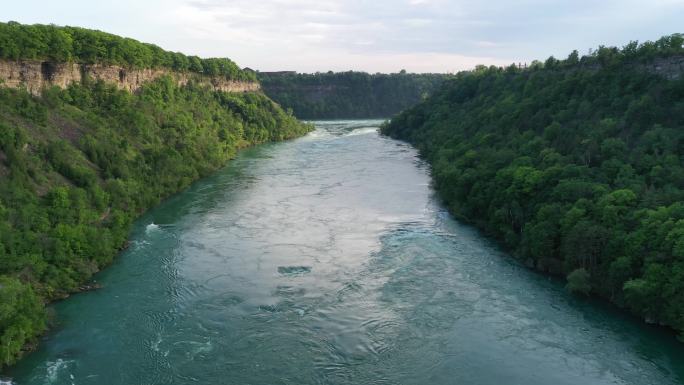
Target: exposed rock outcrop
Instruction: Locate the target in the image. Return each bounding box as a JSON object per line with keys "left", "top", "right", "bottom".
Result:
{"left": 0, "top": 60, "right": 260, "bottom": 95}
{"left": 642, "top": 55, "right": 684, "bottom": 80}
{"left": 574, "top": 55, "right": 684, "bottom": 79}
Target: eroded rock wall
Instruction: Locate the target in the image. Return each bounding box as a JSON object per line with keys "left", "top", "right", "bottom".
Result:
{"left": 642, "top": 55, "right": 684, "bottom": 80}
{"left": 0, "top": 60, "right": 260, "bottom": 95}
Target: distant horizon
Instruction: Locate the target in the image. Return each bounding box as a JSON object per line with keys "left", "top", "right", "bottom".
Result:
{"left": 2, "top": 0, "right": 683, "bottom": 73}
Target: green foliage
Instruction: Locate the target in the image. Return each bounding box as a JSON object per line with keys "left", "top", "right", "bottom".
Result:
{"left": 258, "top": 71, "right": 449, "bottom": 119}
{"left": 0, "top": 21, "right": 256, "bottom": 81}
{"left": 382, "top": 34, "right": 684, "bottom": 335}
{"left": 566, "top": 268, "right": 591, "bottom": 295}
{"left": 0, "top": 74, "right": 309, "bottom": 367}
{"left": 0, "top": 276, "right": 46, "bottom": 368}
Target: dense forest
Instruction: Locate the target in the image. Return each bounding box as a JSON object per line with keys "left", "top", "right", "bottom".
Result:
{"left": 258, "top": 71, "right": 448, "bottom": 119}
{"left": 0, "top": 26, "right": 310, "bottom": 368}
{"left": 0, "top": 21, "right": 256, "bottom": 81}
{"left": 382, "top": 34, "right": 684, "bottom": 336}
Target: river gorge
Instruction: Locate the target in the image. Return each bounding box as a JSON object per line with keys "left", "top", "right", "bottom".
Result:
{"left": 5, "top": 121, "right": 684, "bottom": 385}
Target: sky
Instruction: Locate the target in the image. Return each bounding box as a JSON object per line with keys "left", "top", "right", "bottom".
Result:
{"left": 2, "top": 0, "right": 684, "bottom": 73}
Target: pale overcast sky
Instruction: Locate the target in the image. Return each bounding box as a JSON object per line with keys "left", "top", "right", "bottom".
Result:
{"left": 3, "top": 0, "right": 683, "bottom": 73}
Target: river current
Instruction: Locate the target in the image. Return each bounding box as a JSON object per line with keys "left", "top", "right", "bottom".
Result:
{"left": 7, "top": 120, "right": 684, "bottom": 385}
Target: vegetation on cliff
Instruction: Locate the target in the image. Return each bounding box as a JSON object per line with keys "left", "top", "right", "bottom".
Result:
{"left": 382, "top": 34, "right": 684, "bottom": 335}
{"left": 258, "top": 71, "right": 448, "bottom": 119}
{"left": 0, "top": 36, "right": 310, "bottom": 368}
{"left": 0, "top": 21, "right": 256, "bottom": 81}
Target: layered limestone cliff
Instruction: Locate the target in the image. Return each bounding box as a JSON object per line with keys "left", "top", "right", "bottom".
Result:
{"left": 0, "top": 60, "right": 260, "bottom": 95}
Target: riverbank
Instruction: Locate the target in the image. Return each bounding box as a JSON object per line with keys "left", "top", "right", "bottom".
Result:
{"left": 0, "top": 76, "right": 311, "bottom": 369}
{"left": 381, "top": 39, "right": 684, "bottom": 337}
{"left": 7, "top": 121, "right": 684, "bottom": 385}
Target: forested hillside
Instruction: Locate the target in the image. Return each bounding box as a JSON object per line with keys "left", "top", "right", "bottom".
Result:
{"left": 0, "top": 24, "right": 310, "bottom": 368}
{"left": 382, "top": 34, "right": 684, "bottom": 335}
{"left": 258, "top": 71, "right": 448, "bottom": 119}
{"left": 0, "top": 21, "right": 255, "bottom": 81}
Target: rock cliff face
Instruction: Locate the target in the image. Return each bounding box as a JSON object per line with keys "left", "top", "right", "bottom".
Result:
{"left": 0, "top": 60, "right": 260, "bottom": 95}
{"left": 574, "top": 55, "right": 684, "bottom": 79}
{"left": 642, "top": 55, "right": 684, "bottom": 80}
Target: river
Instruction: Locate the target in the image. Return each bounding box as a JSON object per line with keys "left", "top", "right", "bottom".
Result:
{"left": 6, "top": 120, "right": 684, "bottom": 385}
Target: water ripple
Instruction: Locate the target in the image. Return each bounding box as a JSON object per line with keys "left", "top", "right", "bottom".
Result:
{"left": 7, "top": 120, "right": 684, "bottom": 385}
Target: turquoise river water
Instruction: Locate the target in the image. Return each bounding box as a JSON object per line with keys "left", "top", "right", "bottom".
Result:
{"left": 5, "top": 120, "right": 684, "bottom": 385}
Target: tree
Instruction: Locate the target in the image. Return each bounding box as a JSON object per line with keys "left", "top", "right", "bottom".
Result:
{"left": 381, "top": 34, "right": 684, "bottom": 334}
{"left": 566, "top": 268, "right": 591, "bottom": 295}
{"left": 0, "top": 276, "right": 46, "bottom": 367}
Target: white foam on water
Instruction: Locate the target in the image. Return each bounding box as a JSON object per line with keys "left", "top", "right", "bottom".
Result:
{"left": 152, "top": 334, "right": 162, "bottom": 351}
{"left": 44, "top": 358, "right": 73, "bottom": 384}
{"left": 0, "top": 378, "right": 15, "bottom": 385}
{"left": 186, "top": 340, "right": 213, "bottom": 360}
{"left": 145, "top": 223, "right": 160, "bottom": 233}
{"left": 301, "top": 128, "right": 333, "bottom": 141}
{"left": 346, "top": 127, "right": 379, "bottom": 136}
{"left": 191, "top": 340, "right": 213, "bottom": 355}
{"left": 131, "top": 239, "right": 151, "bottom": 249}
{"left": 152, "top": 332, "right": 168, "bottom": 357}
